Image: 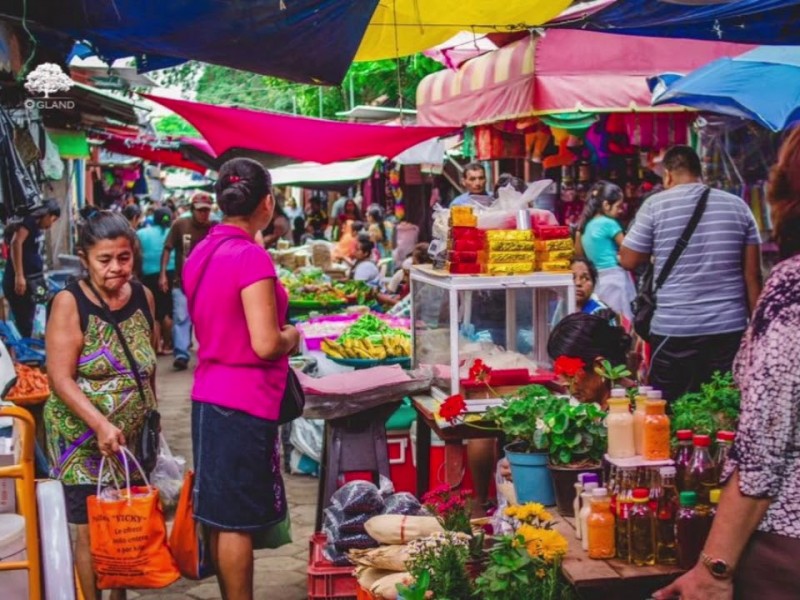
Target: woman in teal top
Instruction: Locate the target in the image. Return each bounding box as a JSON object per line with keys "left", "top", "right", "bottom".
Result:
{"left": 575, "top": 181, "right": 635, "bottom": 324}
{"left": 136, "top": 207, "right": 175, "bottom": 354}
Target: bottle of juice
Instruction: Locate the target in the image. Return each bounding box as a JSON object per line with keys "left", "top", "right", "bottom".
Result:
{"left": 643, "top": 397, "right": 670, "bottom": 460}
{"left": 580, "top": 481, "right": 599, "bottom": 551}
{"left": 616, "top": 494, "right": 632, "bottom": 562}
{"left": 633, "top": 389, "right": 649, "bottom": 456}
{"left": 628, "top": 487, "right": 656, "bottom": 565}
{"left": 673, "top": 430, "right": 694, "bottom": 491}
{"left": 714, "top": 431, "right": 735, "bottom": 484}
{"left": 656, "top": 466, "right": 678, "bottom": 565}
{"left": 676, "top": 491, "right": 704, "bottom": 569}
{"left": 607, "top": 390, "right": 636, "bottom": 459}
{"left": 587, "top": 488, "right": 616, "bottom": 560}
{"left": 686, "top": 434, "right": 716, "bottom": 506}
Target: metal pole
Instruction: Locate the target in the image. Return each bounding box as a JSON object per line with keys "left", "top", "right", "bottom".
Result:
{"left": 318, "top": 87, "right": 323, "bottom": 118}
{"left": 349, "top": 73, "right": 355, "bottom": 110}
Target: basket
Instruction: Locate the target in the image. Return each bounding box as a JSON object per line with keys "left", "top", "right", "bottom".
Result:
{"left": 308, "top": 533, "right": 357, "bottom": 600}
{"left": 326, "top": 356, "right": 410, "bottom": 370}
{"left": 7, "top": 392, "right": 49, "bottom": 407}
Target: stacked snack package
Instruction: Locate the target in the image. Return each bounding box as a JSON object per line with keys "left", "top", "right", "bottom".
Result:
{"left": 534, "top": 225, "right": 573, "bottom": 272}
{"left": 480, "top": 230, "right": 535, "bottom": 275}
{"left": 448, "top": 207, "right": 484, "bottom": 275}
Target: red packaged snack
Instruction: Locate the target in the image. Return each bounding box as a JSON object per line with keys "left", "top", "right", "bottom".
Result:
{"left": 448, "top": 262, "right": 482, "bottom": 274}
{"left": 535, "top": 225, "right": 571, "bottom": 240}
{"left": 449, "top": 250, "right": 478, "bottom": 264}
{"left": 451, "top": 227, "right": 484, "bottom": 241}
{"left": 451, "top": 239, "right": 484, "bottom": 252}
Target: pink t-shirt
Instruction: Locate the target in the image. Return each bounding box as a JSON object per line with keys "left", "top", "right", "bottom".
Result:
{"left": 183, "top": 224, "right": 288, "bottom": 420}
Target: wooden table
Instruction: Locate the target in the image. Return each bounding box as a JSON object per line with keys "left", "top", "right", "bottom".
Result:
{"left": 411, "top": 394, "right": 503, "bottom": 497}
{"left": 555, "top": 516, "right": 684, "bottom": 599}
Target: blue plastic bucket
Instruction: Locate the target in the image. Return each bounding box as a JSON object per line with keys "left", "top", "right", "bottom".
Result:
{"left": 505, "top": 445, "right": 556, "bottom": 506}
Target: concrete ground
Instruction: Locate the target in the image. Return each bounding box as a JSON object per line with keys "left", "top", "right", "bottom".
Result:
{"left": 131, "top": 356, "right": 315, "bottom": 600}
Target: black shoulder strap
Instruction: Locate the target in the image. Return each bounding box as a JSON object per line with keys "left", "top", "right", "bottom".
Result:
{"left": 655, "top": 187, "right": 710, "bottom": 291}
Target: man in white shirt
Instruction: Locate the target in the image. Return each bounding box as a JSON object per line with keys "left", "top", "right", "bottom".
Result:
{"left": 451, "top": 162, "right": 491, "bottom": 207}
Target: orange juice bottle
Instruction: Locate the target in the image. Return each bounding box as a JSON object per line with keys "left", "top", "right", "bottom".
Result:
{"left": 587, "top": 488, "right": 616, "bottom": 559}
{"left": 643, "top": 399, "right": 671, "bottom": 461}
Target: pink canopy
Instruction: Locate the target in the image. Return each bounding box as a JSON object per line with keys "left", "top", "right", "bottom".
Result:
{"left": 142, "top": 94, "right": 457, "bottom": 165}
{"left": 417, "top": 30, "right": 754, "bottom": 127}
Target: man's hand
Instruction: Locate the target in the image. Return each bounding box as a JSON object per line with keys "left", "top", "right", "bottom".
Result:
{"left": 14, "top": 275, "right": 26, "bottom": 296}
{"left": 158, "top": 273, "right": 169, "bottom": 293}
{"left": 653, "top": 565, "right": 733, "bottom": 600}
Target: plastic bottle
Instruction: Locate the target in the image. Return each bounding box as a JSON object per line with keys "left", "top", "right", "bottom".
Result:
{"left": 656, "top": 466, "right": 679, "bottom": 565}
{"left": 587, "top": 488, "right": 616, "bottom": 559}
{"left": 673, "top": 429, "right": 694, "bottom": 491}
{"left": 615, "top": 494, "right": 632, "bottom": 562}
{"left": 580, "top": 481, "right": 599, "bottom": 551}
{"left": 676, "top": 491, "right": 704, "bottom": 569}
{"left": 575, "top": 473, "right": 600, "bottom": 540}
{"left": 642, "top": 399, "right": 671, "bottom": 461}
{"left": 686, "top": 434, "right": 716, "bottom": 506}
{"left": 606, "top": 390, "right": 636, "bottom": 459}
{"left": 628, "top": 487, "right": 656, "bottom": 566}
{"left": 714, "top": 431, "right": 735, "bottom": 484}
{"left": 633, "top": 390, "right": 649, "bottom": 456}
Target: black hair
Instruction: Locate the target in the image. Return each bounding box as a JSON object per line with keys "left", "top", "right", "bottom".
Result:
{"left": 570, "top": 256, "right": 599, "bottom": 286}
{"left": 577, "top": 180, "right": 623, "bottom": 234}
{"left": 215, "top": 157, "right": 272, "bottom": 217}
{"left": 412, "top": 242, "right": 431, "bottom": 265}
{"left": 463, "top": 161, "right": 485, "bottom": 177}
{"left": 367, "top": 204, "right": 387, "bottom": 242}
{"left": 357, "top": 237, "right": 375, "bottom": 256}
{"left": 153, "top": 207, "right": 173, "bottom": 229}
{"left": 77, "top": 210, "right": 139, "bottom": 256}
{"left": 122, "top": 203, "right": 142, "bottom": 222}
{"left": 547, "top": 312, "right": 631, "bottom": 367}
{"left": 663, "top": 145, "right": 702, "bottom": 178}
{"left": 494, "top": 173, "right": 526, "bottom": 197}
{"left": 343, "top": 198, "right": 362, "bottom": 221}
{"left": 351, "top": 220, "right": 365, "bottom": 235}
{"left": 31, "top": 198, "right": 61, "bottom": 220}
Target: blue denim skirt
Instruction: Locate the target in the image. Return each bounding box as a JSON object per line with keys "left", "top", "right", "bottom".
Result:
{"left": 191, "top": 401, "right": 287, "bottom": 531}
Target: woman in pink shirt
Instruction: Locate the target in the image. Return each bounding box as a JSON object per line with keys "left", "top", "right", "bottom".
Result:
{"left": 183, "top": 158, "right": 299, "bottom": 599}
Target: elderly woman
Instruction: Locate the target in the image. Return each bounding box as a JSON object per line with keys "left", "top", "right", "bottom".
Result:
{"left": 45, "top": 211, "right": 156, "bottom": 600}
{"left": 655, "top": 126, "right": 800, "bottom": 600}
{"left": 184, "top": 158, "right": 299, "bottom": 599}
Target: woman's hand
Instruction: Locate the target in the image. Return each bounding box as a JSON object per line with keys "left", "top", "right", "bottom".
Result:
{"left": 499, "top": 458, "right": 513, "bottom": 482}
{"left": 96, "top": 419, "right": 126, "bottom": 457}
{"left": 653, "top": 565, "right": 733, "bottom": 600}
{"left": 14, "top": 274, "right": 26, "bottom": 296}
{"left": 158, "top": 272, "right": 169, "bottom": 293}
{"left": 282, "top": 324, "right": 300, "bottom": 355}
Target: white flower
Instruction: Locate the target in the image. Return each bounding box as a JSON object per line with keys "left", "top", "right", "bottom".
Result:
{"left": 535, "top": 418, "right": 550, "bottom": 434}
{"left": 569, "top": 397, "right": 580, "bottom": 407}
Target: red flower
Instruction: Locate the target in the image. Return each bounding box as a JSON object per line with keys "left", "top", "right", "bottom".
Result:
{"left": 439, "top": 394, "right": 467, "bottom": 424}
{"left": 553, "top": 356, "right": 586, "bottom": 379}
{"left": 469, "top": 359, "right": 492, "bottom": 383}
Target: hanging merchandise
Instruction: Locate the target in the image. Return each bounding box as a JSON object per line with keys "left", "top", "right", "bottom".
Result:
{"left": 0, "top": 107, "right": 43, "bottom": 217}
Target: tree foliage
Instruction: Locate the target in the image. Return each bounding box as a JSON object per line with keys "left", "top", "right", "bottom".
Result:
{"left": 152, "top": 114, "right": 200, "bottom": 137}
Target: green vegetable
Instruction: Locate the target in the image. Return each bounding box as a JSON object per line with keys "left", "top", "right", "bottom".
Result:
{"left": 671, "top": 371, "right": 740, "bottom": 438}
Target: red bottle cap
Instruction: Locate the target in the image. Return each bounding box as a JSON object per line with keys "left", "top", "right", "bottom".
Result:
{"left": 693, "top": 434, "right": 711, "bottom": 447}
{"left": 676, "top": 430, "right": 693, "bottom": 441}
{"left": 717, "top": 431, "right": 735, "bottom": 442}
{"left": 632, "top": 488, "right": 649, "bottom": 501}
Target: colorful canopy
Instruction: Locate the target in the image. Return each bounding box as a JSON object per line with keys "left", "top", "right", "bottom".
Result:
{"left": 416, "top": 30, "right": 752, "bottom": 127}
{"left": 142, "top": 94, "right": 457, "bottom": 165}
{"left": 651, "top": 46, "right": 800, "bottom": 132}
{"left": 94, "top": 131, "right": 213, "bottom": 173}
{"left": 270, "top": 156, "right": 382, "bottom": 186}
{"left": 564, "top": 0, "right": 800, "bottom": 45}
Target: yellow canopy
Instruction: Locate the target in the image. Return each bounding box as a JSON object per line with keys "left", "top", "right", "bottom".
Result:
{"left": 355, "top": 0, "right": 572, "bottom": 62}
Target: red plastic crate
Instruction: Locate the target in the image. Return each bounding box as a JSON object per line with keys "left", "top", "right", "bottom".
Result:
{"left": 387, "top": 431, "right": 416, "bottom": 494}
{"left": 308, "top": 533, "right": 358, "bottom": 600}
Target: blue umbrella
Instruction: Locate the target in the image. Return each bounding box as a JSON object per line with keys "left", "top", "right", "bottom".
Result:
{"left": 650, "top": 46, "right": 800, "bottom": 132}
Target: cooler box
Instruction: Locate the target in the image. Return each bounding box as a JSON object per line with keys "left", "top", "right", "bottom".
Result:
{"left": 387, "top": 431, "right": 415, "bottom": 494}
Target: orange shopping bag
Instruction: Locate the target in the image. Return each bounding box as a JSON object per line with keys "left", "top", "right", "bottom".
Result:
{"left": 87, "top": 447, "right": 180, "bottom": 589}
{"left": 169, "top": 470, "right": 215, "bottom": 579}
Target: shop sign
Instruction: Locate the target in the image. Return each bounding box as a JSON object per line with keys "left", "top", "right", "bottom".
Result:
{"left": 24, "top": 63, "right": 77, "bottom": 110}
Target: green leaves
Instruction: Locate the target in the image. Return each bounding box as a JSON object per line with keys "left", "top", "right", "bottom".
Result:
{"left": 594, "top": 359, "right": 632, "bottom": 387}
{"left": 671, "top": 371, "right": 740, "bottom": 438}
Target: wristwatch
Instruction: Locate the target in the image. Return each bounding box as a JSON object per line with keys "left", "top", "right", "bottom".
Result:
{"left": 700, "top": 552, "right": 733, "bottom": 579}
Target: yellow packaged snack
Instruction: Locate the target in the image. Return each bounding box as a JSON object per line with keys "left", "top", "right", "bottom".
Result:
{"left": 486, "top": 262, "right": 535, "bottom": 275}
{"left": 534, "top": 239, "right": 574, "bottom": 252}
{"left": 485, "top": 230, "right": 532, "bottom": 242}
{"left": 451, "top": 213, "right": 478, "bottom": 227}
{"left": 486, "top": 240, "right": 535, "bottom": 252}
{"left": 450, "top": 206, "right": 474, "bottom": 218}
{"left": 537, "top": 249, "right": 573, "bottom": 262}
{"left": 537, "top": 260, "right": 571, "bottom": 272}
{"left": 479, "top": 251, "right": 535, "bottom": 264}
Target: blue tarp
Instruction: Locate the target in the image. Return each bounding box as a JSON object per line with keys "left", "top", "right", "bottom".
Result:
{"left": 651, "top": 46, "right": 800, "bottom": 132}
{"left": 564, "top": 0, "right": 800, "bottom": 45}
{"left": 1, "top": 0, "right": 379, "bottom": 85}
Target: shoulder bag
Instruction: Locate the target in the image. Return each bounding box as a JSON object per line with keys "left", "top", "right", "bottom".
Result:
{"left": 85, "top": 279, "right": 160, "bottom": 473}
{"left": 631, "top": 187, "right": 710, "bottom": 341}
{"left": 188, "top": 237, "right": 304, "bottom": 425}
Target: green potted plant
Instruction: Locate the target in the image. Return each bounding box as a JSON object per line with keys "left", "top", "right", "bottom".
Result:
{"left": 671, "top": 371, "right": 740, "bottom": 439}
{"left": 400, "top": 531, "right": 473, "bottom": 600}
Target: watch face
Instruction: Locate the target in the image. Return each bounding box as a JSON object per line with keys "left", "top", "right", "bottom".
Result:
{"left": 711, "top": 561, "right": 728, "bottom": 575}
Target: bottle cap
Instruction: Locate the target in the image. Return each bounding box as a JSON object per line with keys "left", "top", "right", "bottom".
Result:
{"left": 646, "top": 390, "right": 663, "bottom": 400}
{"left": 592, "top": 487, "right": 608, "bottom": 497}
{"left": 717, "top": 431, "right": 735, "bottom": 443}
{"left": 610, "top": 388, "right": 627, "bottom": 398}
{"left": 709, "top": 489, "right": 721, "bottom": 504}
{"left": 679, "top": 491, "right": 698, "bottom": 507}
{"left": 693, "top": 434, "right": 712, "bottom": 447}
{"left": 583, "top": 473, "right": 600, "bottom": 484}
{"left": 676, "top": 429, "right": 693, "bottom": 441}
{"left": 659, "top": 466, "right": 676, "bottom": 477}
{"left": 638, "top": 386, "right": 653, "bottom": 394}
{"left": 632, "top": 488, "right": 649, "bottom": 501}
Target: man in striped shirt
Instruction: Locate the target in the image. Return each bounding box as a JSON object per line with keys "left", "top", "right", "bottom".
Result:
{"left": 620, "top": 146, "right": 762, "bottom": 401}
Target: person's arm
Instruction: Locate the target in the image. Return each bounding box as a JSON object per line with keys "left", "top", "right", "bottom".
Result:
{"left": 10, "top": 227, "right": 29, "bottom": 295}
{"left": 574, "top": 231, "right": 584, "bottom": 257}
{"left": 241, "top": 279, "right": 299, "bottom": 360}
{"left": 743, "top": 243, "right": 763, "bottom": 315}
{"left": 142, "top": 285, "right": 158, "bottom": 396}
{"left": 159, "top": 225, "right": 176, "bottom": 293}
{"left": 263, "top": 216, "right": 289, "bottom": 248}
{"left": 46, "top": 292, "right": 125, "bottom": 456}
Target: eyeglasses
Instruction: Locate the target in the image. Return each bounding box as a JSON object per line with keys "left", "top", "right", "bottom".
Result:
{"left": 194, "top": 207, "right": 212, "bottom": 213}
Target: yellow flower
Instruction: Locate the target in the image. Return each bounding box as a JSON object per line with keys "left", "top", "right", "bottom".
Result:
{"left": 505, "top": 505, "right": 519, "bottom": 518}
{"left": 535, "top": 568, "right": 547, "bottom": 579}
{"left": 517, "top": 525, "right": 568, "bottom": 563}
{"left": 508, "top": 502, "right": 555, "bottom": 525}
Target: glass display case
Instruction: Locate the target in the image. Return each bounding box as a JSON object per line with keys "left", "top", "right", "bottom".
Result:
{"left": 410, "top": 265, "right": 575, "bottom": 397}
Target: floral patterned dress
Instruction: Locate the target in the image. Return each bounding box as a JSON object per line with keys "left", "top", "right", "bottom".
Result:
{"left": 45, "top": 281, "right": 156, "bottom": 486}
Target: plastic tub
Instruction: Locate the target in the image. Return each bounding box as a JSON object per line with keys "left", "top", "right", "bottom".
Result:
{"left": 307, "top": 533, "right": 357, "bottom": 600}
{"left": 0, "top": 513, "right": 28, "bottom": 598}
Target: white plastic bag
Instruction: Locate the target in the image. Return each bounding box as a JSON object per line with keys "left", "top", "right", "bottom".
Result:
{"left": 150, "top": 435, "right": 185, "bottom": 511}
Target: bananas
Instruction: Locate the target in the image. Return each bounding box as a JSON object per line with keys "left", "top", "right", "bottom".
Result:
{"left": 322, "top": 334, "right": 411, "bottom": 360}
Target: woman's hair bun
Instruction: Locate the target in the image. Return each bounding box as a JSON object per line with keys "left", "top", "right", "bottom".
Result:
{"left": 214, "top": 158, "right": 271, "bottom": 217}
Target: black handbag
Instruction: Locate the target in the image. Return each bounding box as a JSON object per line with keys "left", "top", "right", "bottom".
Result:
{"left": 631, "top": 187, "right": 710, "bottom": 341}
{"left": 85, "top": 280, "right": 160, "bottom": 472}
{"left": 25, "top": 272, "right": 51, "bottom": 304}
{"left": 188, "top": 237, "right": 305, "bottom": 424}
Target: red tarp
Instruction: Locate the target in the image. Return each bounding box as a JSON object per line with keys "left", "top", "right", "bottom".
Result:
{"left": 417, "top": 30, "right": 754, "bottom": 127}
{"left": 100, "top": 133, "right": 212, "bottom": 173}
{"left": 141, "top": 94, "right": 457, "bottom": 165}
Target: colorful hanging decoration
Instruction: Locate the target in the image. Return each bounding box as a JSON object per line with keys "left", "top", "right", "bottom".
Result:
{"left": 388, "top": 166, "right": 404, "bottom": 220}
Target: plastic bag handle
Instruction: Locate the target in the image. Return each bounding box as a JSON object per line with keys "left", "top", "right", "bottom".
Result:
{"left": 96, "top": 446, "right": 152, "bottom": 503}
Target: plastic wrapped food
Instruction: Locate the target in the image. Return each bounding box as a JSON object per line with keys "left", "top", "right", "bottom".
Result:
{"left": 449, "top": 239, "right": 484, "bottom": 252}
{"left": 356, "top": 567, "right": 397, "bottom": 591}
{"left": 382, "top": 492, "right": 423, "bottom": 516}
{"left": 478, "top": 251, "right": 535, "bottom": 264}
{"left": 450, "top": 206, "right": 474, "bottom": 218}
{"left": 323, "top": 505, "right": 345, "bottom": 531}
{"left": 485, "top": 262, "right": 535, "bottom": 275}
{"left": 451, "top": 226, "right": 484, "bottom": 241}
{"left": 448, "top": 262, "right": 482, "bottom": 275}
{"left": 450, "top": 213, "right": 478, "bottom": 227}
{"left": 349, "top": 545, "right": 410, "bottom": 571}
{"left": 371, "top": 572, "right": 412, "bottom": 600}
{"left": 535, "top": 225, "right": 571, "bottom": 240}
{"left": 537, "top": 260, "right": 571, "bottom": 272}
{"left": 323, "top": 543, "right": 354, "bottom": 567}
{"left": 332, "top": 481, "right": 386, "bottom": 515}
{"left": 364, "top": 515, "right": 444, "bottom": 545}
{"left": 448, "top": 250, "right": 478, "bottom": 264}
{"left": 334, "top": 532, "right": 380, "bottom": 552}
{"left": 535, "top": 239, "right": 574, "bottom": 253}
{"left": 485, "top": 230, "right": 532, "bottom": 242}
{"left": 486, "top": 240, "right": 535, "bottom": 252}
{"left": 340, "top": 513, "right": 371, "bottom": 535}
{"left": 536, "top": 249, "right": 573, "bottom": 263}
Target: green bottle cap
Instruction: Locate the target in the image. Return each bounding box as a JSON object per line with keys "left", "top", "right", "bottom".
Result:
{"left": 679, "top": 491, "right": 697, "bottom": 507}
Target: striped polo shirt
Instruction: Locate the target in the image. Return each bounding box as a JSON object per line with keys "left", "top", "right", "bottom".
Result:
{"left": 623, "top": 183, "right": 760, "bottom": 337}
